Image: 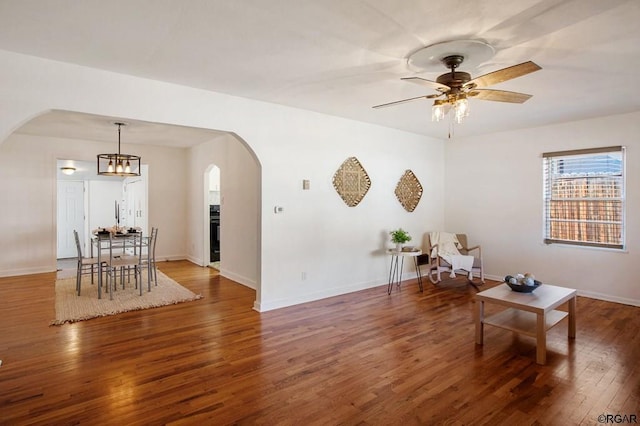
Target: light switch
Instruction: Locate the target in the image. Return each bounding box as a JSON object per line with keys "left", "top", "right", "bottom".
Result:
{"left": 302, "top": 179, "right": 310, "bottom": 190}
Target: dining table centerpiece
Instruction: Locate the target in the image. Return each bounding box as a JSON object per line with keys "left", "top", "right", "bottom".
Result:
{"left": 92, "top": 226, "right": 141, "bottom": 236}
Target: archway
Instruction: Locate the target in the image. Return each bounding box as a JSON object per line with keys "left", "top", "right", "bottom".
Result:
{"left": 1, "top": 110, "right": 262, "bottom": 309}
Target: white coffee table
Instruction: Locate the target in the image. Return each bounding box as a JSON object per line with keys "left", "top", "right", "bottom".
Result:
{"left": 475, "top": 283, "right": 576, "bottom": 364}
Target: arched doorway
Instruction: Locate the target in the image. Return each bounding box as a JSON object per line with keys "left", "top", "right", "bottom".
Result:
{"left": 2, "top": 110, "right": 261, "bottom": 308}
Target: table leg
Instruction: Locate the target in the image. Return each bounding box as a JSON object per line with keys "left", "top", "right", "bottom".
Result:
{"left": 398, "top": 257, "right": 404, "bottom": 289}
{"left": 97, "top": 268, "right": 102, "bottom": 299}
{"left": 387, "top": 255, "right": 396, "bottom": 295}
{"left": 475, "top": 300, "right": 484, "bottom": 345}
{"left": 413, "top": 257, "right": 423, "bottom": 292}
{"left": 536, "top": 313, "right": 547, "bottom": 364}
{"left": 568, "top": 296, "right": 576, "bottom": 338}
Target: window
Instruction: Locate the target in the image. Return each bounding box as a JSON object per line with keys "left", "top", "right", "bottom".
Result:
{"left": 543, "top": 146, "right": 625, "bottom": 249}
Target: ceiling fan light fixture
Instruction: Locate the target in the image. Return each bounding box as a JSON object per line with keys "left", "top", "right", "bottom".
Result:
{"left": 97, "top": 122, "right": 141, "bottom": 177}
{"left": 453, "top": 94, "right": 469, "bottom": 124}
{"left": 432, "top": 99, "right": 446, "bottom": 122}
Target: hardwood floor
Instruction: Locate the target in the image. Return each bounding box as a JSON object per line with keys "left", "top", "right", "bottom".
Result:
{"left": 1, "top": 261, "right": 638, "bottom": 425}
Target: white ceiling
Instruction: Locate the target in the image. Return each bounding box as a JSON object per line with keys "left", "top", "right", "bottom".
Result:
{"left": 17, "top": 110, "right": 227, "bottom": 148}
{"left": 1, "top": 0, "right": 639, "bottom": 143}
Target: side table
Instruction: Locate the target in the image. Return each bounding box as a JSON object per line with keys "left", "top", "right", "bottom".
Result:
{"left": 387, "top": 249, "right": 424, "bottom": 294}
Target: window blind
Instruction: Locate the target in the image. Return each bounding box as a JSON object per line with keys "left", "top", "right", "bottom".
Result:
{"left": 543, "top": 146, "right": 625, "bottom": 249}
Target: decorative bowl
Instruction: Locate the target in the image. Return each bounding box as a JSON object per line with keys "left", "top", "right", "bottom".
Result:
{"left": 506, "top": 280, "right": 542, "bottom": 293}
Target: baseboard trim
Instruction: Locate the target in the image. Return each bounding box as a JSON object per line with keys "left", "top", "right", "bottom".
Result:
{"left": 255, "top": 278, "right": 385, "bottom": 312}
{"left": 0, "top": 266, "right": 55, "bottom": 278}
{"left": 577, "top": 290, "right": 640, "bottom": 307}
{"left": 220, "top": 269, "right": 256, "bottom": 290}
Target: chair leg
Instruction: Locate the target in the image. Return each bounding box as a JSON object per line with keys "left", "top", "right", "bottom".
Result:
{"left": 110, "top": 269, "right": 115, "bottom": 300}
{"left": 137, "top": 266, "right": 141, "bottom": 294}
{"left": 76, "top": 263, "right": 82, "bottom": 296}
{"left": 467, "top": 277, "right": 480, "bottom": 291}
{"left": 107, "top": 268, "right": 114, "bottom": 301}
{"left": 428, "top": 266, "right": 439, "bottom": 284}
{"left": 147, "top": 266, "right": 152, "bottom": 292}
{"left": 97, "top": 265, "right": 102, "bottom": 300}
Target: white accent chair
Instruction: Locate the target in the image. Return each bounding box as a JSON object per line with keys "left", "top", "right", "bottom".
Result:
{"left": 419, "top": 232, "right": 484, "bottom": 289}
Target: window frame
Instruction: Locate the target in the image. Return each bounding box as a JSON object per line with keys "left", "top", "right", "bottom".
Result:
{"left": 542, "top": 146, "right": 625, "bottom": 250}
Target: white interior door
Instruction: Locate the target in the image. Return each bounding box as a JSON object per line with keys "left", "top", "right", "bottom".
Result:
{"left": 126, "top": 179, "right": 146, "bottom": 232}
{"left": 57, "top": 180, "right": 85, "bottom": 259}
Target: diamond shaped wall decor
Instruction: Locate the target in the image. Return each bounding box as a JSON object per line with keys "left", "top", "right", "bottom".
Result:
{"left": 332, "top": 157, "right": 371, "bottom": 207}
{"left": 395, "top": 170, "right": 423, "bottom": 212}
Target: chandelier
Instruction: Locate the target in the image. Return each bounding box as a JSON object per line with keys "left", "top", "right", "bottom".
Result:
{"left": 97, "top": 122, "right": 141, "bottom": 176}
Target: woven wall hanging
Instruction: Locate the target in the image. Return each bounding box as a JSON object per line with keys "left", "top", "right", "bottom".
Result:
{"left": 332, "top": 157, "right": 371, "bottom": 207}
{"left": 395, "top": 169, "right": 423, "bottom": 212}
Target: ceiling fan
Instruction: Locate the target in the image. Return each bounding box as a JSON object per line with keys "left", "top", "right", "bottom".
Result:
{"left": 373, "top": 51, "right": 541, "bottom": 124}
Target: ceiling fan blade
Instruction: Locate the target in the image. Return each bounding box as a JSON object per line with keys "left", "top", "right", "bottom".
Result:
{"left": 465, "top": 61, "right": 542, "bottom": 88}
{"left": 401, "top": 77, "right": 451, "bottom": 93}
{"left": 372, "top": 94, "right": 439, "bottom": 109}
{"left": 467, "top": 89, "right": 533, "bottom": 103}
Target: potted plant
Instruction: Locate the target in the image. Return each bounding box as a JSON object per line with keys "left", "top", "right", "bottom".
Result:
{"left": 390, "top": 228, "right": 412, "bottom": 251}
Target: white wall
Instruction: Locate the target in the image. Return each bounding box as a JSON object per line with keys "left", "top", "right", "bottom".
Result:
{"left": 444, "top": 112, "right": 640, "bottom": 306}
{"left": 0, "top": 49, "right": 445, "bottom": 311}
{"left": 255, "top": 122, "right": 444, "bottom": 310}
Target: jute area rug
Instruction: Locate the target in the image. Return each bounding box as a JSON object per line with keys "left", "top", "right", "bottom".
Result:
{"left": 51, "top": 270, "right": 203, "bottom": 325}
